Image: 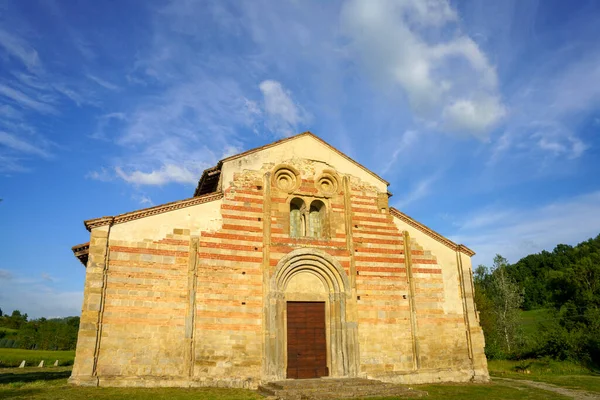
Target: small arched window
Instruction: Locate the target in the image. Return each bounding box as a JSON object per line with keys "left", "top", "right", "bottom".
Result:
{"left": 308, "top": 200, "right": 326, "bottom": 238}
{"left": 290, "top": 198, "right": 305, "bottom": 238}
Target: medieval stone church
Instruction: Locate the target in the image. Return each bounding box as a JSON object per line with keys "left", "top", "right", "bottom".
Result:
{"left": 69, "top": 132, "right": 488, "bottom": 388}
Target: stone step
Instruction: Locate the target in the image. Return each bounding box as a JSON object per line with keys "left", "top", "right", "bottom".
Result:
{"left": 257, "top": 378, "right": 426, "bottom": 400}
{"left": 267, "top": 378, "right": 386, "bottom": 390}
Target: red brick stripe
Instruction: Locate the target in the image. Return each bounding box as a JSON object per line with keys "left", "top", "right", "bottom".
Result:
{"left": 110, "top": 246, "right": 188, "bottom": 258}
{"left": 197, "top": 253, "right": 262, "bottom": 263}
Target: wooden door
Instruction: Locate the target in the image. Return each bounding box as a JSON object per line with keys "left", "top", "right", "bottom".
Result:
{"left": 286, "top": 301, "right": 328, "bottom": 379}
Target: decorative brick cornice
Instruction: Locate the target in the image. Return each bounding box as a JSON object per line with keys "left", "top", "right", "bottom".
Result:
{"left": 84, "top": 192, "right": 223, "bottom": 232}
{"left": 389, "top": 207, "right": 475, "bottom": 257}
{"left": 71, "top": 242, "right": 90, "bottom": 267}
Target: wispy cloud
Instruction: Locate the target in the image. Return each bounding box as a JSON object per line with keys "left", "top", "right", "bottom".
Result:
{"left": 0, "top": 84, "right": 57, "bottom": 114}
{"left": 0, "top": 28, "right": 42, "bottom": 73}
{"left": 450, "top": 191, "right": 600, "bottom": 266}
{"left": 85, "top": 167, "right": 114, "bottom": 182}
{"left": 87, "top": 74, "right": 119, "bottom": 91}
{"left": 90, "top": 112, "right": 127, "bottom": 140}
{"left": 41, "top": 272, "right": 56, "bottom": 282}
{"left": 381, "top": 130, "right": 418, "bottom": 175}
{"left": 132, "top": 193, "right": 154, "bottom": 206}
{"left": 489, "top": 50, "right": 600, "bottom": 165}
{"left": 0, "top": 131, "right": 51, "bottom": 158}
{"left": 0, "top": 105, "right": 23, "bottom": 120}
{"left": 0, "top": 279, "right": 82, "bottom": 318}
{"left": 393, "top": 173, "right": 440, "bottom": 209}
{"left": 0, "top": 269, "right": 13, "bottom": 280}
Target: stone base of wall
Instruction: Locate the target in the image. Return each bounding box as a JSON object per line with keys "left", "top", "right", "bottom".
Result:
{"left": 372, "top": 368, "right": 490, "bottom": 385}
{"left": 69, "top": 375, "right": 260, "bottom": 389}
{"left": 70, "top": 368, "right": 488, "bottom": 389}
{"left": 67, "top": 376, "right": 99, "bottom": 387}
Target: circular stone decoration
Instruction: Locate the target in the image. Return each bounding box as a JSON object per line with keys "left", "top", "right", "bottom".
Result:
{"left": 273, "top": 165, "right": 300, "bottom": 193}
{"left": 316, "top": 171, "right": 339, "bottom": 196}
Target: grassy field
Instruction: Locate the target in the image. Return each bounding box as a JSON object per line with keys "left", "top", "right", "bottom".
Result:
{"left": 520, "top": 309, "right": 551, "bottom": 338}
{"left": 0, "top": 349, "right": 75, "bottom": 368}
{"left": 0, "top": 367, "right": 586, "bottom": 400}
{"left": 489, "top": 358, "right": 600, "bottom": 393}
{"left": 0, "top": 349, "right": 597, "bottom": 399}
{"left": 0, "top": 328, "right": 17, "bottom": 334}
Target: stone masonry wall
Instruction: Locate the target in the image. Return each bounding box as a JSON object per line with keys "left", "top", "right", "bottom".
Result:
{"left": 350, "top": 188, "right": 412, "bottom": 375}
{"left": 192, "top": 174, "right": 264, "bottom": 387}
{"left": 70, "top": 158, "right": 486, "bottom": 387}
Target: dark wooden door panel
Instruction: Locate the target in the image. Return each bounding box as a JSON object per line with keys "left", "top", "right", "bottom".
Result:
{"left": 286, "top": 302, "right": 328, "bottom": 379}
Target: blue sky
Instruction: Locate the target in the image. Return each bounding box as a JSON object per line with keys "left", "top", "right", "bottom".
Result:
{"left": 1, "top": 0, "right": 599, "bottom": 318}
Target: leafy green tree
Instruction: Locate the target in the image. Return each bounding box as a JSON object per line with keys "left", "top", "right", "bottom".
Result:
{"left": 489, "top": 255, "right": 524, "bottom": 353}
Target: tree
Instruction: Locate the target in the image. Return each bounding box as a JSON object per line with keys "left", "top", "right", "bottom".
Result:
{"left": 489, "top": 255, "right": 523, "bottom": 353}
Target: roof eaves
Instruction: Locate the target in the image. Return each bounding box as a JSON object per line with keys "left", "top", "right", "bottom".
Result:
{"left": 389, "top": 207, "right": 475, "bottom": 256}
{"left": 71, "top": 242, "right": 90, "bottom": 267}
{"left": 84, "top": 192, "right": 223, "bottom": 231}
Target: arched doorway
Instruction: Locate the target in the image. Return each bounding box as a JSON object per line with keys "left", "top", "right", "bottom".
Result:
{"left": 263, "top": 248, "right": 359, "bottom": 381}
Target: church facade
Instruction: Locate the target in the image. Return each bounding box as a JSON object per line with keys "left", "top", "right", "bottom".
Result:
{"left": 69, "top": 132, "right": 488, "bottom": 388}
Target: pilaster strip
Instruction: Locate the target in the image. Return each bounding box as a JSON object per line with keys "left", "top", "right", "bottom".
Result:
{"left": 92, "top": 220, "right": 113, "bottom": 378}
{"left": 403, "top": 231, "right": 420, "bottom": 370}
{"left": 343, "top": 176, "right": 357, "bottom": 290}
{"left": 456, "top": 251, "right": 474, "bottom": 362}
{"left": 185, "top": 237, "right": 199, "bottom": 377}
{"left": 261, "top": 172, "right": 272, "bottom": 377}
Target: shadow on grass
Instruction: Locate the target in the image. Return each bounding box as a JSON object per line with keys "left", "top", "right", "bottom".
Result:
{"left": 0, "top": 369, "right": 71, "bottom": 384}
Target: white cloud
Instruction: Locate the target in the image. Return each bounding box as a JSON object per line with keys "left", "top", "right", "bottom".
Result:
{"left": 531, "top": 121, "right": 588, "bottom": 159}
{"left": 115, "top": 164, "right": 199, "bottom": 186}
{"left": 450, "top": 191, "right": 600, "bottom": 267}
{"left": 259, "top": 80, "right": 308, "bottom": 136}
{"left": 340, "top": 0, "right": 504, "bottom": 137}
{"left": 0, "top": 83, "right": 57, "bottom": 114}
{"left": 86, "top": 167, "right": 114, "bottom": 182}
{"left": 443, "top": 96, "right": 506, "bottom": 134}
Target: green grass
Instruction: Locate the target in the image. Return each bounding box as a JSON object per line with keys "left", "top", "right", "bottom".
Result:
{"left": 0, "top": 368, "right": 261, "bottom": 400}
{"left": 489, "top": 358, "right": 600, "bottom": 393}
{"left": 0, "top": 349, "right": 75, "bottom": 368}
{"left": 489, "top": 358, "right": 592, "bottom": 376}
{"left": 520, "top": 309, "right": 551, "bottom": 338}
{"left": 410, "top": 381, "right": 568, "bottom": 399}
{"left": 0, "top": 328, "right": 17, "bottom": 334}
{"left": 0, "top": 367, "right": 587, "bottom": 400}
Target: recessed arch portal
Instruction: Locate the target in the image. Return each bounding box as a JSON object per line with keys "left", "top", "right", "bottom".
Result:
{"left": 263, "top": 248, "right": 359, "bottom": 381}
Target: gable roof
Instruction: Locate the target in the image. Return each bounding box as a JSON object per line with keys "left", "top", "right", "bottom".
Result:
{"left": 194, "top": 131, "right": 389, "bottom": 197}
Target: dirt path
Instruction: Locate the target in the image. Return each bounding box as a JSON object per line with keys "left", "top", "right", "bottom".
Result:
{"left": 494, "top": 377, "right": 600, "bottom": 400}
